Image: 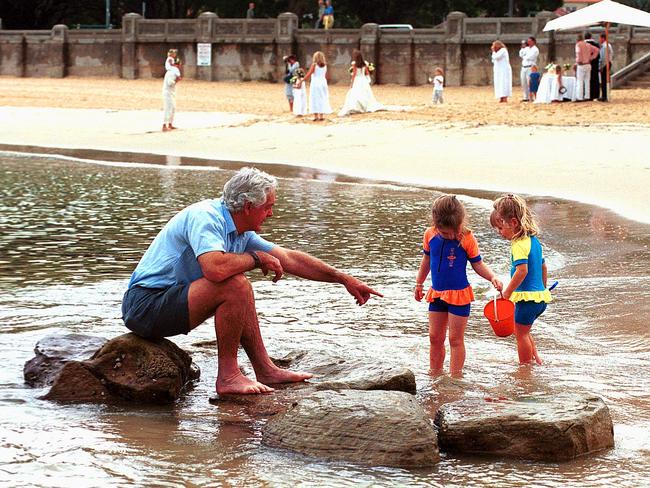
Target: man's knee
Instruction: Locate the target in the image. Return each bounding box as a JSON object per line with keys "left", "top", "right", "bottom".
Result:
{"left": 221, "top": 274, "right": 254, "bottom": 298}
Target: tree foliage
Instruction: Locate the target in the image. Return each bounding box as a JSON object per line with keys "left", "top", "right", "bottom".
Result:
{"left": 2, "top": 0, "right": 603, "bottom": 30}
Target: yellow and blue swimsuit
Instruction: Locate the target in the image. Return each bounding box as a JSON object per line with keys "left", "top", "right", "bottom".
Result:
{"left": 510, "top": 235, "right": 552, "bottom": 325}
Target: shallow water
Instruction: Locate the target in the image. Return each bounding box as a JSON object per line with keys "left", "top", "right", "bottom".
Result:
{"left": 1, "top": 149, "right": 650, "bottom": 486}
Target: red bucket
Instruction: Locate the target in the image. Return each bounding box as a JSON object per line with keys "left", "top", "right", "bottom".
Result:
{"left": 483, "top": 296, "right": 515, "bottom": 337}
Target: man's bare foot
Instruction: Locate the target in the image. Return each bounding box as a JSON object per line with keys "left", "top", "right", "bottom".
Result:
{"left": 169, "top": 125, "right": 178, "bottom": 130}
{"left": 256, "top": 366, "right": 313, "bottom": 385}
{"left": 162, "top": 125, "right": 170, "bottom": 132}
{"left": 216, "top": 372, "right": 274, "bottom": 395}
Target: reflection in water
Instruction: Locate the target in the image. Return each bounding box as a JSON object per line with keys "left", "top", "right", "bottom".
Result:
{"left": 1, "top": 151, "right": 650, "bottom": 486}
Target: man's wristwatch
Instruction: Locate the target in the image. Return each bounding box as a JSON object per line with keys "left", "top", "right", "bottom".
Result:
{"left": 248, "top": 251, "right": 261, "bottom": 269}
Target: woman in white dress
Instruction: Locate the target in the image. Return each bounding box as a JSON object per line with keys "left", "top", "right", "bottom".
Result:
{"left": 338, "top": 49, "right": 384, "bottom": 117}
{"left": 491, "top": 40, "right": 512, "bottom": 103}
{"left": 301, "top": 51, "right": 332, "bottom": 121}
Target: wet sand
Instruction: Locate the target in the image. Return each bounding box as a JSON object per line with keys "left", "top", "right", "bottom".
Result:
{"left": 1, "top": 76, "right": 649, "bottom": 223}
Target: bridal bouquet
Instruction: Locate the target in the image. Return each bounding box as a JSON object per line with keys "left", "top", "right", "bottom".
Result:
{"left": 290, "top": 68, "right": 306, "bottom": 86}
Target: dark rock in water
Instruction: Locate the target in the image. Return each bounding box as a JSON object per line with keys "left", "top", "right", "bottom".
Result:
{"left": 211, "top": 350, "right": 416, "bottom": 418}
{"left": 30, "top": 333, "right": 200, "bottom": 404}
{"left": 23, "top": 333, "right": 107, "bottom": 387}
{"left": 262, "top": 390, "right": 440, "bottom": 467}
{"left": 435, "top": 394, "right": 615, "bottom": 461}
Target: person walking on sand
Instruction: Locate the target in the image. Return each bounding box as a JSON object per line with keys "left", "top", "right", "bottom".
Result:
{"left": 162, "top": 57, "right": 181, "bottom": 132}
{"left": 491, "top": 40, "right": 512, "bottom": 103}
{"left": 338, "top": 49, "right": 383, "bottom": 116}
{"left": 122, "top": 167, "right": 382, "bottom": 395}
{"left": 490, "top": 194, "right": 552, "bottom": 366}
{"left": 300, "top": 51, "right": 332, "bottom": 121}
{"left": 414, "top": 195, "right": 502, "bottom": 377}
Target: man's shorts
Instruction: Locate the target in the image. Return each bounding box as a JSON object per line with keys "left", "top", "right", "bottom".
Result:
{"left": 122, "top": 284, "right": 191, "bottom": 339}
{"left": 428, "top": 298, "right": 471, "bottom": 317}
{"left": 514, "top": 300, "right": 547, "bottom": 326}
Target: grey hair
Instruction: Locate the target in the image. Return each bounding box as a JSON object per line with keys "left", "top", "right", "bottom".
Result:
{"left": 222, "top": 167, "right": 277, "bottom": 212}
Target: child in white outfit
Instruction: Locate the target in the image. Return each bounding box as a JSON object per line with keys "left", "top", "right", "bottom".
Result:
{"left": 430, "top": 67, "right": 444, "bottom": 104}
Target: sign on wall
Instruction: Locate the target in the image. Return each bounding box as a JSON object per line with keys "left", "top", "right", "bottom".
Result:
{"left": 197, "top": 43, "right": 212, "bottom": 66}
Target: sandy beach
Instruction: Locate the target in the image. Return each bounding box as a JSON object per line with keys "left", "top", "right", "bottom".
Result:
{"left": 1, "top": 76, "right": 649, "bottom": 223}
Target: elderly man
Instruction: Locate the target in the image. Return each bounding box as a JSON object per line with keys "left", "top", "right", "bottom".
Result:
{"left": 122, "top": 167, "right": 382, "bottom": 395}
{"left": 518, "top": 36, "right": 539, "bottom": 102}
{"left": 575, "top": 33, "right": 599, "bottom": 101}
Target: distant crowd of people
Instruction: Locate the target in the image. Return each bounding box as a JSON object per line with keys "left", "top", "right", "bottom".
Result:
{"left": 490, "top": 32, "right": 613, "bottom": 103}
{"left": 245, "top": 0, "right": 335, "bottom": 29}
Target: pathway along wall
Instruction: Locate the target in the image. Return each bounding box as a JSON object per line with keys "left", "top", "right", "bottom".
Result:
{"left": 1, "top": 12, "right": 649, "bottom": 86}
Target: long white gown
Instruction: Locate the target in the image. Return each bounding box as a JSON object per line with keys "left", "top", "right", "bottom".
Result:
{"left": 308, "top": 65, "right": 332, "bottom": 114}
{"left": 338, "top": 64, "right": 384, "bottom": 116}
{"left": 292, "top": 83, "right": 307, "bottom": 116}
{"left": 491, "top": 47, "right": 512, "bottom": 99}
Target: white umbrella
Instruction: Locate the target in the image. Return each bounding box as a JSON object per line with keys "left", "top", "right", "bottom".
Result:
{"left": 543, "top": 0, "right": 650, "bottom": 31}
{"left": 543, "top": 0, "right": 650, "bottom": 99}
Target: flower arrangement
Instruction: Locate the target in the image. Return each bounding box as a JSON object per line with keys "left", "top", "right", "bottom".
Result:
{"left": 290, "top": 67, "right": 306, "bottom": 86}
{"left": 544, "top": 62, "right": 557, "bottom": 74}
{"left": 349, "top": 61, "right": 376, "bottom": 75}
{"left": 562, "top": 63, "right": 572, "bottom": 73}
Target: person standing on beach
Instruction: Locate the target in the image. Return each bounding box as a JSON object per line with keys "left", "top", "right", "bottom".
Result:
{"left": 300, "top": 51, "right": 332, "bottom": 121}
{"left": 518, "top": 37, "right": 539, "bottom": 102}
{"left": 575, "top": 33, "right": 599, "bottom": 101}
{"left": 162, "top": 57, "right": 181, "bottom": 132}
{"left": 283, "top": 54, "right": 300, "bottom": 112}
{"left": 122, "top": 167, "right": 382, "bottom": 395}
{"left": 599, "top": 33, "right": 613, "bottom": 102}
{"left": 584, "top": 32, "right": 600, "bottom": 101}
{"left": 491, "top": 40, "right": 512, "bottom": 103}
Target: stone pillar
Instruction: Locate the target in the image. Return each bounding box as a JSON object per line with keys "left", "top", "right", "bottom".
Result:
{"left": 618, "top": 23, "right": 633, "bottom": 66}
{"left": 276, "top": 12, "right": 298, "bottom": 82}
{"left": 197, "top": 12, "right": 217, "bottom": 81}
{"left": 444, "top": 11, "right": 466, "bottom": 86}
{"left": 360, "top": 23, "right": 379, "bottom": 81}
{"left": 121, "top": 13, "right": 141, "bottom": 79}
{"left": 535, "top": 11, "right": 556, "bottom": 66}
{"left": 50, "top": 24, "right": 68, "bottom": 78}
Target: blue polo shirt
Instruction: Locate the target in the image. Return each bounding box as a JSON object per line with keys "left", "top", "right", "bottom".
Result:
{"left": 127, "top": 199, "right": 275, "bottom": 289}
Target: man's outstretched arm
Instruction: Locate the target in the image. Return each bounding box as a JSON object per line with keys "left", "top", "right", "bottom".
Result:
{"left": 266, "top": 247, "right": 382, "bottom": 305}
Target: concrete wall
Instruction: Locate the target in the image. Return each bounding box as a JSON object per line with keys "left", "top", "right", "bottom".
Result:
{"left": 1, "top": 12, "right": 650, "bottom": 86}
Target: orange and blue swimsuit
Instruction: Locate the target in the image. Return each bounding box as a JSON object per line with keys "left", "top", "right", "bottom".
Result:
{"left": 422, "top": 227, "right": 481, "bottom": 316}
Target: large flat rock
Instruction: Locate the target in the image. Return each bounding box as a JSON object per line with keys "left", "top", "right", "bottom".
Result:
{"left": 262, "top": 390, "right": 440, "bottom": 467}
{"left": 211, "top": 350, "right": 416, "bottom": 417}
{"left": 435, "top": 394, "right": 615, "bottom": 461}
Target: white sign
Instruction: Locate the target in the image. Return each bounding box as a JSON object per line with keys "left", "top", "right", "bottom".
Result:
{"left": 197, "top": 43, "right": 212, "bottom": 67}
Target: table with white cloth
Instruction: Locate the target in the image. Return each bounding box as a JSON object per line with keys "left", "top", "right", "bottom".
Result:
{"left": 534, "top": 74, "right": 577, "bottom": 104}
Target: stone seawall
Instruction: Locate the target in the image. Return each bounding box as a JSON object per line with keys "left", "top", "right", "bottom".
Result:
{"left": 1, "top": 11, "right": 649, "bottom": 86}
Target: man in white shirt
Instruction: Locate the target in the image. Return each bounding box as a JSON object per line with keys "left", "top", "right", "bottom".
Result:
{"left": 519, "top": 36, "right": 539, "bottom": 102}
{"left": 599, "top": 33, "right": 613, "bottom": 102}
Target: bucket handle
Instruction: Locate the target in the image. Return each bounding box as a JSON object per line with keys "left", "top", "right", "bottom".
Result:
{"left": 493, "top": 292, "right": 505, "bottom": 322}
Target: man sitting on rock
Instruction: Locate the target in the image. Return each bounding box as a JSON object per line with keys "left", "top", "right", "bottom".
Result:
{"left": 122, "top": 167, "right": 382, "bottom": 395}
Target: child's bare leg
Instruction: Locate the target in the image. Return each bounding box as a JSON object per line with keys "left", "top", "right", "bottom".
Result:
{"left": 514, "top": 323, "right": 534, "bottom": 364}
{"left": 448, "top": 313, "right": 468, "bottom": 377}
{"left": 530, "top": 334, "right": 542, "bottom": 365}
{"left": 428, "top": 311, "right": 448, "bottom": 375}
